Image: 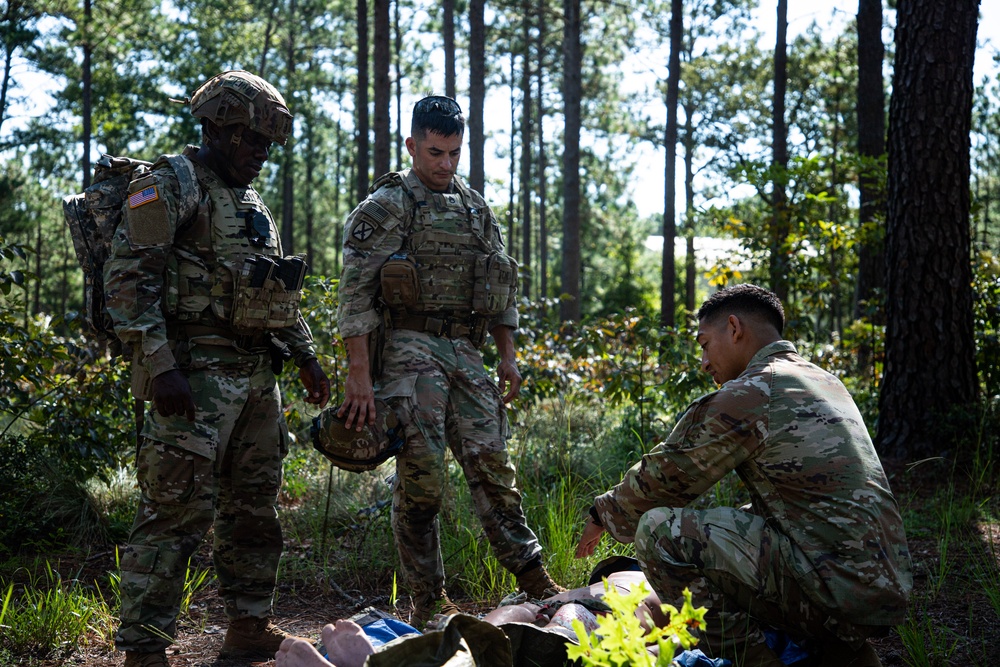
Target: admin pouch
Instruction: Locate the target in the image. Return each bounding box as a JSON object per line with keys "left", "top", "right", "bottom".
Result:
{"left": 231, "top": 254, "right": 308, "bottom": 332}
{"left": 473, "top": 252, "right": 518, "bottom": 316}
{"left": 380, "top": 253, "right": 421, "bottom": 308}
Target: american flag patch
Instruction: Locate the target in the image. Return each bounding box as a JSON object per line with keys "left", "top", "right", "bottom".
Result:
{"left": 128, "top": 185, "right": 159, "bottom": 209}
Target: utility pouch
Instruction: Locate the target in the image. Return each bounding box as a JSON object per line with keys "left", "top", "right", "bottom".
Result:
{"left": 268, "top": 336, "right": 293, "bottom": 375}
{"left": 230, "top": 254, "right": 306, "bottom": 332}
{"left": 473, "top": 252, "right": 518, "bottom": 315}
{"left": 469, "top": 316, "right": 489, "bottom": 349}
{"left": 130, "top": 345, "right": 152, "bottom": 401}
{"left": 379, "top": 254, "right": 420, "bottom": 308}
{"left": 368, "top": 307, "right": 390, "bottom": 380}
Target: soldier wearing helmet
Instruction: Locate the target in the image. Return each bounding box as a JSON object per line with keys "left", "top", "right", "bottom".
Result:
{"left": 105, "top": 71, "right": 330, "bottom": 667}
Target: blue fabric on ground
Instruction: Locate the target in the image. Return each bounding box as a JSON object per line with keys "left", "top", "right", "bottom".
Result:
{"left": 361, "top": 617, "right": 422, "bottom": 647}
{"left": 673, "top": 648, "right": 730, "bottom": 666}
{"left": 764, "top": 629, "right": 812, "bottom": 665}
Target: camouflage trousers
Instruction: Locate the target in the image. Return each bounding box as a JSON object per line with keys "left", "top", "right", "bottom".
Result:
{"left": 634, "top": 506, "right": 878, "bottom": 662}
{"left": 115, "top": 344, "right": 288, "bottom": 653}
{"left": 378, "top": 329, "right": 542, "bottom": 596}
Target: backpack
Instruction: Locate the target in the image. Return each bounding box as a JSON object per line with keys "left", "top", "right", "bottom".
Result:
{"left": 62, "top": 153, "right": 198, "bottom": 358}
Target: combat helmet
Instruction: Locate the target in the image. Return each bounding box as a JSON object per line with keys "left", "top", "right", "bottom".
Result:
{"left": 311, "top": 400, "right": 405, "bottom": 473}
{"left": 190, "top": 70, "right": 293, "bottom": 145}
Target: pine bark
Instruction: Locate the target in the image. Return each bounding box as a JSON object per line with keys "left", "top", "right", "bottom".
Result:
{"left": 560, "top": 0, "right": 582, "bottom": 322}
{"left": 469, "top": 0, "right": 486, "bottom": 193}
{"left": 853, "top": 0, "right": 887, "bottom": 320}
{"left": 876, "top": 0, "right": 980, "bottom": 460}
{"left": 661, "top": 0, "right": 682, "bottom": 328}
{"left": 373, "top": 0, "right": 391, "bottom": 178}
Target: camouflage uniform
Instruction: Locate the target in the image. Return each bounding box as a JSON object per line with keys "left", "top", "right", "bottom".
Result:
{"left": 105, "top": 145, "right": 317, "bottom": 653}
{"left": 337, "top": 169, "right": 543, "bottom": 596}
{"left": 592, "top": 341, "right": 912, "bottom": 658}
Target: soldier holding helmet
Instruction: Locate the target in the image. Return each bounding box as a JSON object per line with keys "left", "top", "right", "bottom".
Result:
{"left": 105, "top": 70, "right": 330, "bottom": 666}
{"left": 336, "top": 95, "right": 562, "bottom": 628}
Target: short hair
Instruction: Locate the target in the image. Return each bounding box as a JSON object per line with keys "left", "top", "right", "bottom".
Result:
{"left": 697, "top": 283, "right": 785, "bottom": 334}
{"left": 411, "top": 95, "right": 465, "bottom": 138}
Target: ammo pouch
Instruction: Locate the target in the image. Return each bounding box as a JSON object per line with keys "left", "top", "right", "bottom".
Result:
{"left": 473, "top": 252, "right": 518, "bottom": 316}
{"left": 380, "top": 254, "right": 420, "bottom": 308}
{"left": 231, "top": 254, "right": 307, "bottom": 332}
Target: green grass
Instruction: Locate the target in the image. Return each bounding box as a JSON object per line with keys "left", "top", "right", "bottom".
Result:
{"left": 2, "top": 389, "right": 998, "bottom": 665}
{"left": 0, "top": 562, "right": 103, "bottom": 659}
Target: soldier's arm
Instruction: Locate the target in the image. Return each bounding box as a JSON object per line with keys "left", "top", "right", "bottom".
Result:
{"left": 336, "top": 193, "right": 407, "bottom": 340}
{"left": 336, "top": 188, "right": 408, "bottom": 427}
{"left": 104, "top": 167, "right": 185, "bottom": 380}
{"left": 593, "top": 379, "right": 768, "bottom": 544}
{"left": 338, "top": 335, "right": 374, "bottom": 430}
{"left": 491, "top": 324, "right": 521, "bottom": 403}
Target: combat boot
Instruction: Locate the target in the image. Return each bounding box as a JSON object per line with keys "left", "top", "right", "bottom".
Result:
{"left": 219, "top": 616, "right": 304, "bottom": 660}
{"left": 516, "top": 564, "right": 566, "bottom": 599}
{"left": 410, "top": 589, "right": 461, "bottom": 630}
{"left": 123, "top": 650, "right": 169, "bottom": 667}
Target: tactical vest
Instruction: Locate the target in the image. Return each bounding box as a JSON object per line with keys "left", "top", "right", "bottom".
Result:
{"left": 163, "top": 157, "right": 302, "bottom": 336}
{"left": 379, "top": 170, "right": 516, "bottom": 321}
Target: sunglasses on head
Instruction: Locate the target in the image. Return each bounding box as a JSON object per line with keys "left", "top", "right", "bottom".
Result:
{"left": 414, "top": 96, "right": 462, "bottom": 117}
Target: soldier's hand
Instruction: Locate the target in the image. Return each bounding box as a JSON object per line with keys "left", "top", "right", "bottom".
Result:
{"left": 497, "top": 359, "right": 522, "bottom": 404}
{"left": 338, "top": 370, "right": 376, "bottom": 431}
{"left": 575, "top": 519, "right": 605, "bottom": 558}
{"left": 151, "top": 369, "right": 196, "bottom": 422}
{"left": 299, "top": 358, "right": 331, "bottom": 408}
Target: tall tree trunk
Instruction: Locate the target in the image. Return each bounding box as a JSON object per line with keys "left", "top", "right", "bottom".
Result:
{"left": 281, "top": 0, "right": 296, "bottom": 254}
{"left": 469, "top": 0, "right": 486, "bottom": 193}
{"left": 876, "top": 0, "right": 979, "bottom": 460}
{"left": 373, "top": 0, "right": 391, "bottom": 178}
{"left": 683, "top": 101, "right": 696, "bottom": 312}
{"left": 304, "top": 110, "right": 315, "bottom": 268}
{"left": 660, "top": 0, "right": 682, "bottom": 328}
{"left": 537, "top": 9, "right": 548, "bottom": 304}
{"left": 334, "top": 93, "right": 346, "bottom": 276}
{"left": 828, "top": 34, "right": 844, "bottom": 335}
{"left": 394, "top": 0, "right": 403, "bottom": 170}
{"left": 560, "top": 0, "right": 582, "bottom": 322}
{"left": 82, "top": 0, "right": 92, "bottom": 189}
{"left": 770, "top": 0, "right": 789, "bottom": 301}
{"left": 508, "top": 53, "right": 516, "bottom": 255}
{"left": 443, "top": 0, "right": 456, "bottom": 99}
{"left": 304, "top": 63, "right": 317, "bottom": 268}
{"left": 258, "top": 0, "right": 280, "bottom": 77}
{"left": 854, "top": 0, "right": 887, "bottom": 320}
{"left": 519, "top": 3, "right": 533, "bottom": 299}
{"left": 356, "top": 0, "right": 371, "bottom": 200}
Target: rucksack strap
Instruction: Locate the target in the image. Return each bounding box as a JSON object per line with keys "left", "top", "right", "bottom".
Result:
{"left": 163, "top": 154, "right": 201, "bottom": 223}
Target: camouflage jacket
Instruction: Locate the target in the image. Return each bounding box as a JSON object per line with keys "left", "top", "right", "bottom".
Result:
{"left": 337, "top": 169, "right": 517, "bottom": 340}
{"left": 104, "top": 145, "right": 316, "bottom": 379}
{"left": 593, "top": 341, "right": 912, "bottom": 625}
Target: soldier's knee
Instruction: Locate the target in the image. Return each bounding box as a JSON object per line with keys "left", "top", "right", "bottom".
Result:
{"left": 635, "top": 508, "right": 684, "bottom": 559}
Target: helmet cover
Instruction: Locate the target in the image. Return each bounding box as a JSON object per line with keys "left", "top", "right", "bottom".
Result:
{"left": 190, "top": 70, "right": 293, "bottom": 145}
{"left": 311, "top": 400, "right": 405, "bottom": 472}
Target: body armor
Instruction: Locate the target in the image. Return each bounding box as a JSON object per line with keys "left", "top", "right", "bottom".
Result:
{"left": 165, "top": 156, "right": 302, "bottom": 335}
{"left": 380, "top": 170, "right": 516, "bottom": 323}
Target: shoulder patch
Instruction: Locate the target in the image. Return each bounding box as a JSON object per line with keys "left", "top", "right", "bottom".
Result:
{"left": 128, "top": 185, "right": 160, "bottom": 209}
{"left": 360, "top": 200, "right": 389, "bottom": 225}
{"left": 125, "top": 174, "right": 172, "bottom": 247}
